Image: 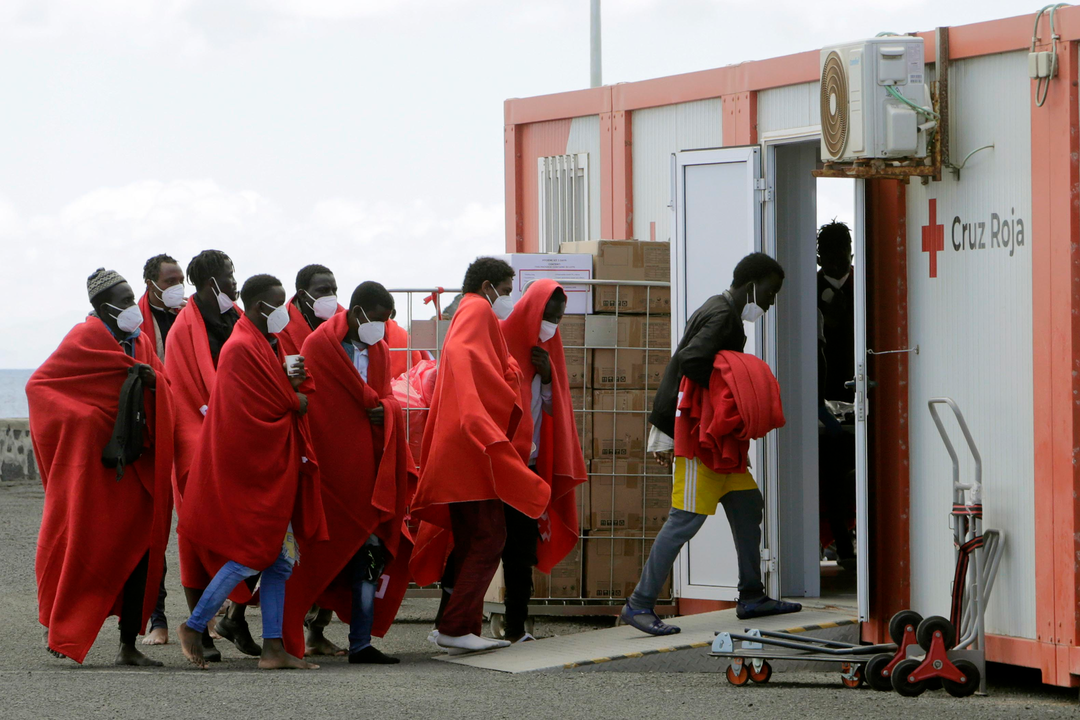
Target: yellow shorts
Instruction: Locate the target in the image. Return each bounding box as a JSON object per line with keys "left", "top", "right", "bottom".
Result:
{"left": 671, "top": 457, "right": 757, "bottom": 515}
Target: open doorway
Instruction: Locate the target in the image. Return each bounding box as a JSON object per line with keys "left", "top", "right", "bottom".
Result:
{"left": 766, "top": 139, "right": 858, "bottom": 609}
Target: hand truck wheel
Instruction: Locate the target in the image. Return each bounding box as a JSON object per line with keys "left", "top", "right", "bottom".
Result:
{"left": 916, "top": 615, "right": 956, "bottom": 652}
{"left": 748, "top": 660, "right": 772, "bottom": 683}
{"left": 890, "top": 658, "right": 928, "bottom": 697}
{"left": 865, "top": 653, "right": 894, "bottom": 692}
{"left": 941, "top": 659, "right": 980, "bottom": 698}
{"left": 888, "top": 610, "right": 923, "bottom": 646}
{"left": 840, "top": 662, "right": 864, "bottom": 689}
{"left": 725, "top": 658, "right": 751, "bottom": 686}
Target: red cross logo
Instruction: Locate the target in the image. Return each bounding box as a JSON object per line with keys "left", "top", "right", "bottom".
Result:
{"left": 922, "top": 199, "right": 945, "bottom": 279}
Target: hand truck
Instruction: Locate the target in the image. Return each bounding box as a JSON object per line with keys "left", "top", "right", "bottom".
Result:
{"left": 862, "top": 398, "right": 1005, "bottom": 697}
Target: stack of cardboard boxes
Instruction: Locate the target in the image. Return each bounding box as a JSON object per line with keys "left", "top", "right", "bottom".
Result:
{"left": 532, "top": 240, "right": 674, "bottom": 601}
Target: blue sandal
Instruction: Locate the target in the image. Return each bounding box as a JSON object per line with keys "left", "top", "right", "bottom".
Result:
{"left": 620, "top": 604, "right": 681, "bottom": 636}
{"left": 736, "top": 596, "right": 802, "bottom": 620}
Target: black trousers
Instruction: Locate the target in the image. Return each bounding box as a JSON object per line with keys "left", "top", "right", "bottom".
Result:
{"left": 149, "top": 559, "right": 168, "bottom": 630}
{"left": 119, "top": 553, "right": 150, "bottom": 645}
{"left": 502, "top": 504, "right": 539, "bottom": 638}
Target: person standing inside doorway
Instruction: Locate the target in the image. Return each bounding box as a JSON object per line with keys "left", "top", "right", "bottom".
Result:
{"left": 621, "top": 252, "right": 801, "bottom": 635}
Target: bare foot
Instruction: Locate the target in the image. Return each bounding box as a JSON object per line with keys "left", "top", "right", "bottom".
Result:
{"left": 177, "top": 622, "right": 209, "bottom": 669}
{"left": 42, "top": 629, "right": 67, "bottom": 660}
{"left": 259, "top": 639, "right": 319, "bottom": 670}
{"left": 142, "top": 627, "right": 169, "bottom": 645}
{"left": 305, "top": 631, "right": 346, "bottom": 657}
{"left": 116, "top": 643, "right": 164, "bottom": 667}
{"left": 207, "top": 617, "right": 222, "bottom": 640}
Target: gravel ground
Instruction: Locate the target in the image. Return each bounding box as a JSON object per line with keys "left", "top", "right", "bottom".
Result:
{"left": 2, "top": 480, "right": 1077, "bottom": 719}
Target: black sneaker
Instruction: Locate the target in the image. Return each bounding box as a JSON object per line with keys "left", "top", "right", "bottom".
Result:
{"left": 736, "top": 597, "right": 802, "bottom": 620}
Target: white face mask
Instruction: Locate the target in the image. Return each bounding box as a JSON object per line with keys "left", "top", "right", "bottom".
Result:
{"left": 153, "top": 281, "right": 186, "bottom": 309}
{"left": 211, "top": 277, "right": 234, "bottom": 314}
{"left": 741, "top": 283, "right": 766, "bottom": 324}
{"left": 485, "top": 286, "right": 515, "bottom": 320}
{"left": 304, "top": 290, "right": 338, "bottom": 320}
{"left": 261, "top": 301, "right": 291, "bottom": 334}
{"left": 539, "top": 320, "right": 558, "bottom": 343}
{"left": 356, "top": 307, "right": 386, "bottom": 346}
{"left": 105, "top": 303, "right": 144, "bottom": 334}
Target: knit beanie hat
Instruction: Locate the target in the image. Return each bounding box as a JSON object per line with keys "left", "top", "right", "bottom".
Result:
{"left": 87, "top": 268, "right": 126, "bottom": 303}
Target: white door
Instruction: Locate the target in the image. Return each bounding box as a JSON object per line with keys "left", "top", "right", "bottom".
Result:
{"left": 851, "top": 180, "right": 869, "bottom": 621}
{"left": 671, "top": 146, "right": 771, "bottom": 602}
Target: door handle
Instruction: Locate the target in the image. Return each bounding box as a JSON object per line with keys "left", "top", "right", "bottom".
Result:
{"left": 845, "top": 379, "right": 878, "bottom": 391}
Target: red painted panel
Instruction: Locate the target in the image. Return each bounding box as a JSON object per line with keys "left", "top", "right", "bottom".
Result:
{"left": 519, "top": 119, "right": 574, "bottom": 253}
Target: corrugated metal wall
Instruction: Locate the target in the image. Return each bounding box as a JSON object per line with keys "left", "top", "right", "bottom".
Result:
{"left": 520, "top": 118, "right": 573, "bottom": 251}
{"left": 906, "top": 51, "right": 1034, "bottom": 639}
{"left": 758, "top": 82, "right": 821, "bottom": 135}
{"left": 567, "top": 115, "right": 602, "bottom": 241}
{"left": 632, "top": 99, "right": 723, "bottom": 243}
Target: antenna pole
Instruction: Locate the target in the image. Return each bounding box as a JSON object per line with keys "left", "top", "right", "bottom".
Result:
{"left": 590, "top": 0, "right": 602, "bottom": 88}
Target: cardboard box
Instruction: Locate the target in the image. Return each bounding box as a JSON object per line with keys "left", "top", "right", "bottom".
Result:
{"left": 592, "top": 349, "right": 670, "bottom": 390}
{"left": 593, "top": 284, "right": 671, "bottom": 315}
{"left": 498, "top": 253, "right": 594, "bottom": 315}
{"left": 576, "top": 481, "right": 592, "bottom": 532}
{"left": 584, "top": 315, "right": 671, "bottom": 350}
{"left": 560, "top": 240, "right": 670, "bottom": 283}
{"left": 564, "top": 347, "right": 592, "bottom": 388}
{"left": 583, "top": 538, "right": 670, "bottom": 600}
{"left": 534, "top": 544, "right": 583, "bottom": 599}
{"left": 560, "top": 314, "right": 586, "bottom": 348}
{"left": 588, "top": 389, "right": 650, "bottom": 460}
{"left": 589, "top": 459, "right": 672, "bottom": 534}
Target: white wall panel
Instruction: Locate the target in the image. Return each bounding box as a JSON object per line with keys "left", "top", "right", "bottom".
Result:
{"left": 632, "top": 99, "right": 722, "bottom": 243}
{"left": 758, "top": 82, "right": 821, "bottom": 135}
{"left": 567, "top": 115, "right": 602, "bottom": 240}
{"left": 906, "top": 51, "right": 1034, "bottom": 639}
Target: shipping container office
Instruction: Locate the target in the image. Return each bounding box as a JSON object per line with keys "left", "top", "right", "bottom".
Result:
{"left": 502, "top": 10, "right": 1080, "bottom": 686}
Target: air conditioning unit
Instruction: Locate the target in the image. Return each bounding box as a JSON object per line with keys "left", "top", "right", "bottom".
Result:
{"left": 820, "top": 36, "right": 933, "bottom": 163}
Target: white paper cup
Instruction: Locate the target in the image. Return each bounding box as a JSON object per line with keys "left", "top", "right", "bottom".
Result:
{"left": 285, "top": 355, "right": 303, "bottom": 377}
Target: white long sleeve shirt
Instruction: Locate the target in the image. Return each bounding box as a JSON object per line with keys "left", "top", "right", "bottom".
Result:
{"left": 530, "top": 374, "right": 554, "bottom": 464}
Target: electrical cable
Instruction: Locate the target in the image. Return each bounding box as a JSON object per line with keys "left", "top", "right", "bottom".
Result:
{"left": 885, "top": 84, "right": 940, "bottom": 119}
{"left": 1032, "top": 4, "right": 1070, "bottom": 108}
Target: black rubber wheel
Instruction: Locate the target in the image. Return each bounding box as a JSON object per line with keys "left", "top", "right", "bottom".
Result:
{"left": 889, "top": 610, "right": 923, "bottom": 645}
{"left": 891, "top": 658, "right": 928, "bottom": 697}
{"left": 726, "top": 663, "right": 751, "bottom": 686}
{"left": 749, "top": 661, "right": 772, "bottom": 683}
{"left": 916, "top": 616, "right": 956, "bottom": 652}
{"left": 865, "top": 653, "right": 895, "bottom": 692}
{"left": 942, "top": 659, "right": 981, "bottom": 698}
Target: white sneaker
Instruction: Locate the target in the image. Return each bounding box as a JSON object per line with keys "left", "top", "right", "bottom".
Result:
{"left": 427, "top": 629, "right": 440, "bottom": 646}
{"left": 513, "top": 633, "right": 537, "bottom": 643}
{"left": 436, "top": 633, "right": 502, "bottom": 655}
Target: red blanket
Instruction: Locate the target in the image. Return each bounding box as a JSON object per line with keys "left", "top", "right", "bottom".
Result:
{"left": 163, "top": 300, "right": 218, "bottom": 511}
{"left": 177, "top": 314, "right": 327, "bottom": 578}
{"left": 137, "top": 292, "right": 165, "bottom": 360}
{"left": 28, "top": 318, "right": 174, "bottom": 663}
{"left": 409, "top": 293, "right": 549, "bottom": 586}
{"left": 386, "top": 318, "right": 423, "bottom": 378}
{"left": 674, "top": 351, "right": 785, "bottom": 474}
{"left": 277, "top": 296, "right": 345, "bottom": 357}
{"left": 501, "top": 279, "right": 587, "bottom": 573}
{"left": 281, "top": 312, "right": 415, "bottom": 657}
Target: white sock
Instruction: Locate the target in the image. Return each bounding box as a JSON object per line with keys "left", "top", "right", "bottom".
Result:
{"left": 436, "top": 633, "right": 501, "bottom": 653}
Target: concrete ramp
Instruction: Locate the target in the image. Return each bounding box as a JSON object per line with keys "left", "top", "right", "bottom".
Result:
{"left": 436, "top": 606, "right": 857, "bottom": 674}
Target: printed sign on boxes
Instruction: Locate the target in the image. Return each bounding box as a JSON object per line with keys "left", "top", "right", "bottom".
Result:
{"left": 498, "top": 253, "right": 594, "bottom": 315}
{"left": 592, "top": 350, "right": 670, "bottom": 390}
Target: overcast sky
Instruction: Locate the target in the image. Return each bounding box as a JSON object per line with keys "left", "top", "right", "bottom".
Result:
{"left": 1, "top": 0, "right": 1028, "bottom": 368}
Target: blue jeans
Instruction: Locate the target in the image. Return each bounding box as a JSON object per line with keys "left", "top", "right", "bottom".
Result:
{"left": 187, "top": 550, "right": 295, "bottom": 640}
{"left": 348, "top": 539, "right": 386, "bottom": 654}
